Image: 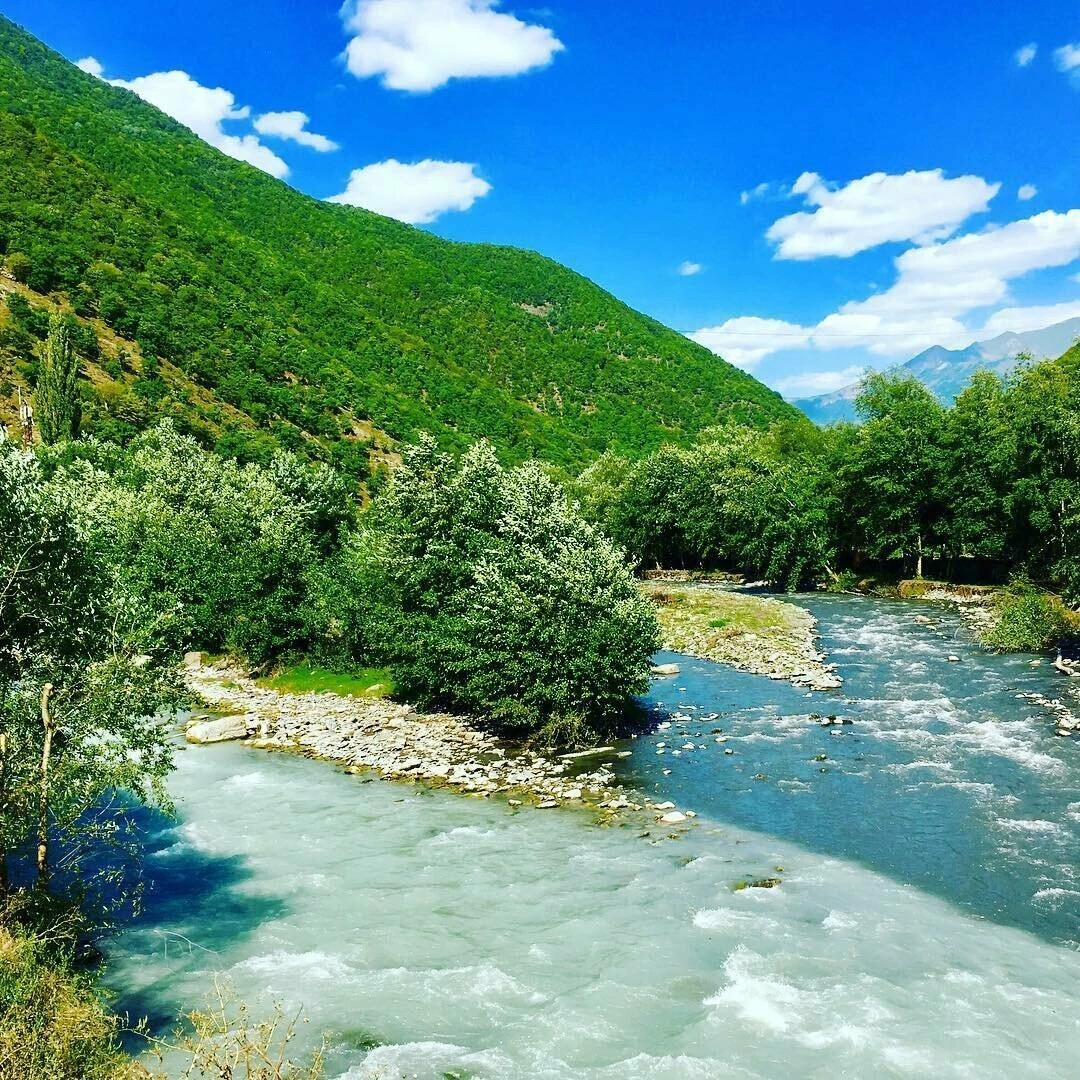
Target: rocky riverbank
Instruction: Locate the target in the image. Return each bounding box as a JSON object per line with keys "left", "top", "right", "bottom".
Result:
{"left": 895, "top": 579, "right": 1000, "bottom": 636}
{"left": 181, "top": 657, "right": 697, "bottom": 828}
{"left": 641, "top": 581, "right": 842, "bottom": 691}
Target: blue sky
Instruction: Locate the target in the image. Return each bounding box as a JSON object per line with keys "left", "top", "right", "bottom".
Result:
{"left": 4, "top": 0, "right": 1080, "bottom": 398}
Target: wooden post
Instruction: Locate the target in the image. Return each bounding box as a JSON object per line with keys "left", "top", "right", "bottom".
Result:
{"left": 37, "top": 684, "right": 54, "bottom": 888}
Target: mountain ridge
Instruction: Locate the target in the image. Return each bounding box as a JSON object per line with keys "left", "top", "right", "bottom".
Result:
{"left": 0, "top": 15, "right": 799, "bottom": 472}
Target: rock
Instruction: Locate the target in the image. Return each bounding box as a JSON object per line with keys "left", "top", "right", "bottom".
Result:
{"left": 186, "top": 715, "right": 249, "bottom": 744}
{"left": 947, "top": 655, "right": 961, "bottom": 663}
{"left": 657, "top": 811, "right": 687, "bottom": 824}
{"left": 537, "top": 799, "right": 558, "bottom": 809}
{"left": 564, "top": 788, "right": 582, "bottom": 800}
{"left": 183, "top": 650, "right": 204, "bottom": 670}
{"left": 724, "top": 748, "right": 735, "bottom": 755}
{"left": 508, "top": 799, "right": 522, "bottom": 807}
{"left": 651, "top": 663, "right": 681, "bottom": 676}
{"left": 654, "top": 801, "right": 676, "bottom": 811}
{"left": 559, "top": 746, "right": 615, "bottom": 760}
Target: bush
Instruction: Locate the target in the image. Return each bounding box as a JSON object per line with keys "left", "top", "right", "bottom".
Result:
{"left": 4, "top": 251, "right": 30, "bottom": 283}
{"left": 356, "top": 437, "right": 660, "bottom": 738}
{"left": 0, "top": 929, "right": 137, "bottom": 1080}
{"left": 50, "top": 422, "right": 353, "bottom": 663}
{"left": 983, "top": 584, "right": 1075, "bottom": 652}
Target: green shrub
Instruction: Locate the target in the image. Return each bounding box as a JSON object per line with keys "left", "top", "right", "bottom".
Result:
{"left": 0, "top": 929, "right": 137, "bottom": 1080}
{"left": 983, "top": 584, "right": 1075, "bottom": 652}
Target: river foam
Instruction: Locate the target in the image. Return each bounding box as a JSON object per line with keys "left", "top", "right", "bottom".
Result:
{"left": 109, "top": 741, "right": 1080, "bottom": 1078}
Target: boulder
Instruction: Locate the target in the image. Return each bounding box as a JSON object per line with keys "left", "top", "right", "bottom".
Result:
{"left": 185, "top": 714, "right": 249, "bottom": 744}
{"left": 183, "top": 651, "right": 204, "bottom": 670}
{"left": 658, "top": 811, "right": 687, "bottom": 825}
{"left": 650, "top": 663, "right": 681, "bottom": 677}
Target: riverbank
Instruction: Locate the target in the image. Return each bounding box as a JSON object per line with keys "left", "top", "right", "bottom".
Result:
{"left": 641, "top": 581, "right": 842, "bottom": 690}
{"left": 182, "top": 658, "right": 696, "bottom": 826}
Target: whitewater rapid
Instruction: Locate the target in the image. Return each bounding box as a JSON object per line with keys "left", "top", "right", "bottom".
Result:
{"left": 107, "top": 596, "right": 1080, "bottom": 1077}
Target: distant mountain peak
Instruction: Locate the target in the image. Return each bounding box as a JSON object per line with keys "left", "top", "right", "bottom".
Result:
{"left": 794, "top": 316, "right": 1080, "bottom": 425}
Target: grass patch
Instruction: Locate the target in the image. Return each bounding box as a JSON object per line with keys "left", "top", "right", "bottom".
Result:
{"left": 258, "top": 663, "right": 395, "bottom": 699}
{"left": 642, "top": 582, "right": 795, "bottom": 635}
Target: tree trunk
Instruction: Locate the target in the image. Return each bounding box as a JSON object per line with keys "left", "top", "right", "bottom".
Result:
{"left": 915, "top": 532, "right": 924, "bottom": 580}
{"left": 37, "top": 684, "right": 54, "bottom": 888}
{"left": 0, "top": 731, "right": 7, "bottom": 900}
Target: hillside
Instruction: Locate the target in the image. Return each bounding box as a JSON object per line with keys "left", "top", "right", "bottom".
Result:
{"left": 795, "top": 317, "right": 1080, "bottom": 426}
{"left": 0, "top": 16, "right": 798, "bottom": 473}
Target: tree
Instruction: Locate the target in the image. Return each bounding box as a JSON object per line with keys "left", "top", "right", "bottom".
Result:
{"left": 34, "top": 313, "right": 81, "bottom": 445}
{"left": 1007, "top": 346, "right": 1080, "bottom": 598}
{"left": 842, "top": 373, "right": 947, "bottom": 577}
{"left": 0, "top": 444, "right": 178, "bottom": 910}
{"left": 353, "top": 437, "right": 660, "bottom": 742}
{"left": 689, "top": 430, "right": 837, "bottom": 590}
{"left": 940, "top": 370, "right": 1014, "bottom": 563}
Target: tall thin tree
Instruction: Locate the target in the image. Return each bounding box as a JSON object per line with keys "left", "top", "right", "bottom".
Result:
{"left": 35, "top": 313, "right": 81, "bottom": 445}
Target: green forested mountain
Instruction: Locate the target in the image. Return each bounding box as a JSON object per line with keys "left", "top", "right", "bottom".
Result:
{"left": 0, "top": 16, "right": 796, "bottom": 472}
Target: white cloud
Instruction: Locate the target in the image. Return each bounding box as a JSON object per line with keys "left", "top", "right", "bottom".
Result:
{"left": 692, "top": 209, "right": 1080, "bottom": 366}
{"left": 76, "top": 56, "right": 104, "bottom": 77}
{"left": 1054, "top": 42, "right": 1080, "bottom": 75}
{"left": 815, "top": 210, "right": 1080, "bottom": 354}
{"left": 1018, "top": 183, "right": 1038, "bottom": 201}
{"left": 773, "top": 365, "right": 867, "bottom": 399}
{"left": 91, "top": 64, "right": 289, "bottom": 178}
{"left": 254, "top": 111, "right": 339, "bottom": 152}
{"left": 327, "top": 158, "right": 491, "bottom": 223}
{"left": 766, "top": 169, "right": 999, "bottom": 260}
{"left": 340, "top": 0, "right": 564, "bottom": 92}
{"left": 739, "top": 182, "right": 770, "bottom": 205}
{"left": 1015, "top": 43, "right": 1038, "bottom": 67}
{"left": 677, "top": 261, "right": 703, "bottom": 276}
{"left": 688, "top": 317, "right": 812, "bottom": 370}
{"left": 977, "top": 299, "right": 1080, "bottom": 338}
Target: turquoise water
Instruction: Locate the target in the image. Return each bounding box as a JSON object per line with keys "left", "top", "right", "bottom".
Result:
{"left": 107, "top": 596, "right": 1080, "bottom": 1077}
{"left": 638, "top": 594, "right": 1080, "bottom": 946}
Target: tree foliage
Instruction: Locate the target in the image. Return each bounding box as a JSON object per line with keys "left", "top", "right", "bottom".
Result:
{"left": 0, "top": 442, "right": 179, "bottom": 913}
{"left": 33, "top": 312, "right": 81, "bottom": 445}
{"left": 348, "top": 438, "right": 660, "bottom": 740}
{"left": 577, "top": 351, "right": 1080, "bottom": 609}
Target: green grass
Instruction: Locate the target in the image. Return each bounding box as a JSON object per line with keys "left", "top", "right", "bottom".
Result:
{"left": 258, "top": 664, "right": 395, "bottom": 699}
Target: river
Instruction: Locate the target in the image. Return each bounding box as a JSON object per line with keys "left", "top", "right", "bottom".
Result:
{"left": 107, "top": 594, "right": 1080, "bottom": 1077}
